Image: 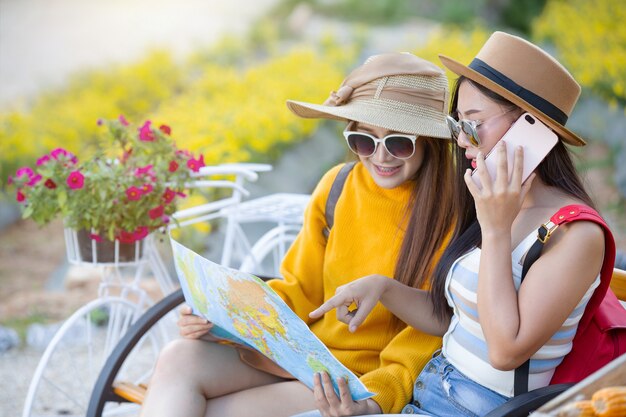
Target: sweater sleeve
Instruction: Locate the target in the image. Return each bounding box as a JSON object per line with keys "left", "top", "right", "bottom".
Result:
{"left": 359, "top": 327, "right": 442, "bottom": 414}
{"left": 268, "top": 164, "right": 343, "bottom": 323}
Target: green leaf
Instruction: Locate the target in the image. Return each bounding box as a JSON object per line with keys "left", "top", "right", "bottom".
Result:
{"left": 58, "top": 190, "right": 67, "bottom": 208}
{"left": 22, "top": 206, "right": 33, "bottom": 219}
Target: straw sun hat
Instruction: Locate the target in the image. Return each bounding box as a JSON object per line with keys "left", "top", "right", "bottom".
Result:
{"left": 439, "top": 31, "right": 585, "bottom": 146}
{"left": 286, "top": 52, "right": 451, "bottom": 139}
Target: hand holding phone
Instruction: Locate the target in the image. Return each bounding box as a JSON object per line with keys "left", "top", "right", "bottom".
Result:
{"left": 471, "top": 113, "right": 558, "bottom": 189}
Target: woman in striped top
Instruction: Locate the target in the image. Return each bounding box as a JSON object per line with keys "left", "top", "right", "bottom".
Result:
{"left": 309, "top": 32, "right": 607, "bottom": 417}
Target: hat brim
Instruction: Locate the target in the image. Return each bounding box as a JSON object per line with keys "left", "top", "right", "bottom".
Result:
{"left": 286, "top": 99, "right": 451, "bottom": 140}
{"left": 439, "top": 54, "right": 585, "bottom": 147}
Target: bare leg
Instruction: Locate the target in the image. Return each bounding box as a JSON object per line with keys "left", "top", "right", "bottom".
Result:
{"left": 205, "top": 380, "right": 316, "bottom": 417}
{"left": 140, "top": 338, "right": 288, "bottom": 417}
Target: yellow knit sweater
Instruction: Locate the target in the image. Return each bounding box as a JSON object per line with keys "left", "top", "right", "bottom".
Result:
{"left": 269, "top": 162, "right": 443, "bottom": 413}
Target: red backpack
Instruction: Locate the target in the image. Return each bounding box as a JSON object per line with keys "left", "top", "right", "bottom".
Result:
{"left": 515, "top": 205, "right": 626, "bottom": 394}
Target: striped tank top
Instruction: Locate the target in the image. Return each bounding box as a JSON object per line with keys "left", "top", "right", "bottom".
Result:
{"left": 441, "top": 230, "right": 600, "bottom": 397}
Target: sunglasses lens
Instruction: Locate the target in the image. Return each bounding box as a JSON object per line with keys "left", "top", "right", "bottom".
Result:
{"left": 385, "top": 136, "right": 415, "bottom": 159}
{"left": 446, "top": 116, "right": 460, "bottom": 139}
{"left": 460, "top": 120, "right": 480, "bottom": 146}
{"left": 347, "top": 133, "right": 376, "bottom": 157}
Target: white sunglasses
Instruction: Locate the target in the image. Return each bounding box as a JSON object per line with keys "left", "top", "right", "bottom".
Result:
{"left": 343, "top": 123, "right": 417, "bottom": 159}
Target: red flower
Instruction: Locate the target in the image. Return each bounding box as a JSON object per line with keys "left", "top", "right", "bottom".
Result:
{"left": 67, "top": 171, "right": 85, "bottom": 189}
{"left": 44, "top": 179, "right": 57, "bottom": 189}
{"left": 149, "top": 205, "right": 164, "bottom": 220}
{"left": 16, "top": 189, "right": 25, "bottom": 202}
{"left": 126, "top": 186, "right": 143, "bottom": 201}
{"left": 162, "top": 188, "right": 176, "bottom": 204}
{"left": 117, "top": 230, "right": 136, "bottom": 244}
{"left": 159, "top": 124, "right": 171, "bottom": 135}
{"left": 89, "top": 233, "right": 103, "bottom": 242}
{"left": 187, "top": 154, "right": 205, "bottom": 173}
{"left": 168, "top": 160, "right": 179, "bottom": 172}
{"left": 138, "top": 120, "right": 155, "bottom": 142}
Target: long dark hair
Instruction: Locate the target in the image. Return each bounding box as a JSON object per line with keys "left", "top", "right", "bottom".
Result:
{"left": 429, "top": 76, "right": 596, "bottom": 320}
{"left": 392, "top": 135, "right": 455, "bottom": 328}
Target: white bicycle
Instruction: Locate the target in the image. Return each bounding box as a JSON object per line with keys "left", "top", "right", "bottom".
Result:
{"left": 22, "top": 163, "right": 309, "bottom": 417}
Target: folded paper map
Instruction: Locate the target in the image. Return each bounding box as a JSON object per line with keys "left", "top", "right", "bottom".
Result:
{"left": 171, "top": 237, "right": 374, "bottom": 401}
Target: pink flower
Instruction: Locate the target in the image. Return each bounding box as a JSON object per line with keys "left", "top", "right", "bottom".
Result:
{"left": 36, "top": 155, "right": 51, "bottom": 166}
{"left": 159, "top": 124, "right": 171, "bottom": 135}
{"left": 89, "top": 233, "right": 103, "bottom": 242}
{"left": 133, "top": 226, "right": 149, "bottom": 241}
{"left": 7, "top": 175, "right": 13, "bottom": 185}
{"left": 16, "top": 166, "right": 34, "bottom": 179}
{"left": 51, "top": 148, "right": 77, "bottom": 164}
{"left": 149, "top": 205, "right": 164, "bottom": 220}
{"left": 27, "top": 174, "right": 42, "bottom": 186}
{"left": 187, "top": 154, "right": 205, "bottom": 173}
{"left": 134, "top": 165, "right": 154, "bottom": 178}
{"left": 97, "top": 119, "right": 103, "bottom": 126}
{"left": 16, "top": 189, "right": 25, "bottom": 202}
{"left": 126, "top": 186, "right": 143, "bottom": 201}
{"left": 162, "top": 215, "right": 170, "bottom": 224}
{"left": 44, "top": 179, "right": 57, "bottom": 189}
{"left": 168, "top": 160, "right": 179, "bottom": 172}
{"left": 141, "top": 184, "right": 154, "bottom": 194}
{"left": 162, "top": 188, "right": 176, "bottom": 204}
{"left": 138, "top": 121, "right": 155, "bottom": 142}
{"left": 67, "top": 171, "right": 85, "bottom": 189}
{"left": 176, "top": 149, "right": 192, "bottom": 158}
{"left": 50, "top": 148, "right": 68, "bottom": 160}
{"left": 119, "top": 115, "right": 129, "bottom": 126}
{"left": 176, "top": 191, "right": 187, "bottom": 198}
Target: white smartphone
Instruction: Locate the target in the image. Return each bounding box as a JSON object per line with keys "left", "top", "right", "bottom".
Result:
{"left": 471, "top": 112, "right": 558, "bottom": 189}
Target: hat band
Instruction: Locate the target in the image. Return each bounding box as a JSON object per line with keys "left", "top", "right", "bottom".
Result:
{"left": 324, "top": 84, "right": 445, "bottom": 111}
{"left": 469, "top": 58, "right": 568, "bottom": 125}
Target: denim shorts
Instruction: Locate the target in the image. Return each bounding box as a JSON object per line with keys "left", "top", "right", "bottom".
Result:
{"left": 401, "top": 352, "right": 508, "bottom": 417}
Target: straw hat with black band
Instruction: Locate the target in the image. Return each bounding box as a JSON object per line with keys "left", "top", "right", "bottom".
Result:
{"left": 286, "top": 52, "right": 451, "bottom": 140}
{"left": 439, "top": 31, "right": 586, "bottom": 146}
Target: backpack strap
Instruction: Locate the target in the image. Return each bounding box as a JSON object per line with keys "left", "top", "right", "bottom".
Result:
{"left": 322, "top": 162, "right": 356, "bottom": 240}
{"left": 514, "top": 204, "right": 616, "bottom": 395}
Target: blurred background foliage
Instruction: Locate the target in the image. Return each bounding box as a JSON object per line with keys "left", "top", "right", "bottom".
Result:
{"left": 0, "top": 41, "right": 354, "bottom": 188}
{"left": 1, "top": 0, "right": 624, "bottom": 207}
{"left": 533, "top": 0, "right": 626, "bottom": 108}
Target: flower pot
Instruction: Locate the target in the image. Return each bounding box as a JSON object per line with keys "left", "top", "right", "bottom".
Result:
{"left": 76, "top": 229, "right": 143, "bottom": 263}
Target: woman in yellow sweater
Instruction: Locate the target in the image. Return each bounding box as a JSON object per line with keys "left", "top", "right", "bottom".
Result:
{"left": 139, "top": 52, "right": 455, "bottom": 417}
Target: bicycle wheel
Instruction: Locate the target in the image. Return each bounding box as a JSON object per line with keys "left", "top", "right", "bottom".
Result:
{"left": 239, "top": 224, "right": 300, "bottom": 278}
{"left": 87, "top": 290, "right": 184, "bottom": 417}
{"left": 22, "top": 296, "right": 176, "bottom": 417}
